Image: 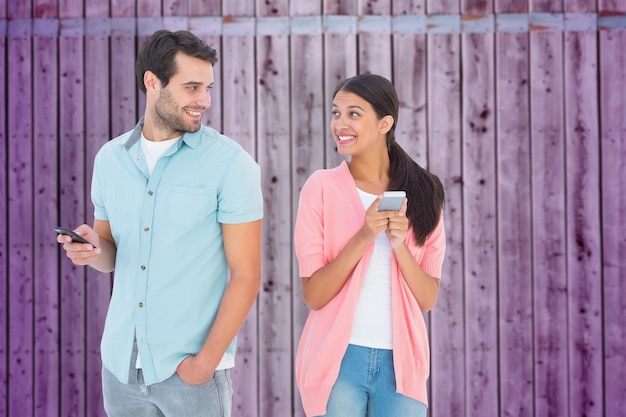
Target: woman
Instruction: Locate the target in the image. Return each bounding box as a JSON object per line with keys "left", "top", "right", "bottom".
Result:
{"left": 294, "top": 73, "right": 446, "bottom": 417}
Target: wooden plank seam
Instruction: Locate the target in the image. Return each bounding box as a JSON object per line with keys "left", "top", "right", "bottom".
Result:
{"left": 2, "top": 13, "right": 626, "bottom": 36}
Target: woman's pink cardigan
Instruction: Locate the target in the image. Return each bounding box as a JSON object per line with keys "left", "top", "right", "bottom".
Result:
{"left": 294, "top": 161, "right": 446, "bottom": 417}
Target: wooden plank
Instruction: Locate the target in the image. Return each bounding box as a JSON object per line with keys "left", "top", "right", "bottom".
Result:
{"left": 59, "top": 18, "right": 86, "bottom": 417}
{"left": 59, "top": 0, "right": 83, "bottom": 18}
{"left": 530, "top": 0, "right": 562, "bottom": 12}
{"left": 85, "top": 18, "right": 112, "bottom": 417}
{"left": 164, "top": 0, "right": 188, "bottom": 15}
{"left": 530, "top": 26, "right": 568, "bottom": 417}
{"left": 111, "top": 0, "right": 135, "bottom": 17}
{"left": 359, "top": 0, "right": 391, "bottom": 15}
{"left": 599, "top": 27, "right": 626, "bottom": 417}
{"left": 495, "top": 30, "right": 533, "bottom": 417}
{"left": 495, "top": 0, "right": 528, "bottom": 12}
{"left": 7, "top": 0, "right": 30, "bottom": 18}
{"left": 461, "top": 31, "right": 498, "bottom": 417}
{"left": 111, "top": 18, "right": 138, "bottom": 137}
{"left": 0, "top": 18, "right": 7, "bottom": 417}
{"left": 565, "top": 0, "right": 596, "bottom": 12}
{"left": 427, "top": 32, "right": 464, "bottom": 417}
{"left": 461, "top": 0, "right": 492, "bottom": 14}
{"left": 426, "top": 0, "right": 458, "bottom": 15}
{"left": 323, "top": 15, "right": 357, "bottom": 168}
{"left": 325, "top": 0, "right": 358, "bottom": 15}
{"left": 33, "top": 18, "right": 61, "bottom": 417}
{"left": 257, "top": 0, "right": 288, "bottom": 16}
{"left": 86, "top": 0, "right": 109, "bottom": 17}
{"left": 599, "top": 0, "right": 626, "bottom": 12}
{"left": 223, "top": 0, "right": 255, "bottom": 17}
{"left": 564, "top": 28, "right": 603, "bottom": 417}
{"left": 289, "top": 16, "right": 325, "bottom": 417}
{"left": 392, "top": 0, "right": 425, "bottom": 15}
{"left": 34, "top": 0, "right": 59, "bottom": 18}
{"left": 357, "top": 16, "right": 392, "bottom": 79}
{"left": 256, "top": 17, "right": 293, "bottom": 417}
{"left": 137, "top": 0, "right": 161, "bottom": 17}
{"left": 189, "top": 17, "right": 223, "bottom": 132}
{"left": 392, "top": 19, "right": 427, "bottom": 166}
{"left": 221, "top": 17, "right": 259, "bottom": 417}
{"left": 290, "top": 0, "right": 321, "bottom": 15}
{"left": 189, "top": 0, "right": 221, "bottom": 16}
{"left": 7, "top": 19, "right": 34, "bottom": 417}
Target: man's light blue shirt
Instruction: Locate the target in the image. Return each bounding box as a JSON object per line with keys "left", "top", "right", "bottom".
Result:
{"left": 92, "top": 119, "right": 263, "bottom": 385}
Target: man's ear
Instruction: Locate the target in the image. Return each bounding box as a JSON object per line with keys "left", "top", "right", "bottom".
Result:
{"left": 144, "top": 70, "right": 159, "bottom": 91}
{"left": 379, "top": 115, "right": 395, "bottom": 135}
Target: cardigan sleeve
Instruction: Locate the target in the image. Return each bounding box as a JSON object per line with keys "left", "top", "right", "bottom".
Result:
{"left": 294, "top": 174, "right": 327, "bottom": 278}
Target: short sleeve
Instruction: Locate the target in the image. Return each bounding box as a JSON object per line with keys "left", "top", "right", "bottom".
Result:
{"left": 216, "top": 150, "right": 264, "bottom": 224}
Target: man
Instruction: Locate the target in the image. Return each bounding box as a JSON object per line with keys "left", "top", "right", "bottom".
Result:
{"left": 57, "top": 30, "right": 263, "bottom": 417}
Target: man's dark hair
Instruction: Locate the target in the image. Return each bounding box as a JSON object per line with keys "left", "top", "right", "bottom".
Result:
{"left": 135, "top": 30, "right": 218, "bottom": 93}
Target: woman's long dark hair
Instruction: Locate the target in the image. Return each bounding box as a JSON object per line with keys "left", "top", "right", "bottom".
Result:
{"left": 334, "top": 74, "right": 445, "bottom": 245}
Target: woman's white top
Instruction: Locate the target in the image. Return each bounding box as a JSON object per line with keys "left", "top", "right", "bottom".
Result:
{"left": 349, "top": 188, "right": 394, "bottom": 349}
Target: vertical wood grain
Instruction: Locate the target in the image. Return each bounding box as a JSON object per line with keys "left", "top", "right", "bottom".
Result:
{"left": 221, "top": 18, "right": 259, "bottom": 417}
{"left": 257, "top": 0, "right": 288, "bottom": 16}
{"left": 599, "top": 0, "right": 626, "bottom": 12}
{"left": 461, "top": 31, "right": 498, "bottom": 417}
{"left": 323, "top": 16, "right": 357, "bottom": 168}
{"left": 85, "top": 18, "right": 112, "bottom": 417}
{"left": 427, "top": 32, "right": 464, "bottom": 417}
{"left": 111, "top": 0, "right": 136, "bottom": 17}
{"left": 7, "top": 19, "right": 34, "bottom": 417}
{"left": 359, "top": 0, "right": 391, "bottom": 15}
{"left": 290, "top": 0, "right": 322, "bottom": 15}
{"left": 86, "top": 0, "right": 109, "bottom": 18}
{"left": 392, "top": 30, "right": 427, "bottom": 167}
{"left": 59, "top": 0, "right": 83, "bottom": 18}
{"left": 163, "top": 0, "right": 188, "bottom": 16}
{"left": 33, "top": 19, "right": 60, "bottom": 417}
{"left": 189, "top": 0, "right": 221, "bottom": 16}
{"left": 530, "top": 0, "right": 562, "bottom": 12}
{"left": 599, "top": 26, "right": 626, "bottom": 417}
{"left": 7, "top": 0, "right": 31, "bottom": 18}
{"left": 111, "top": 18, "right": 138, "bottom": 138}
{"left": 462, "top": 0, "right": 492, "bottom": 14}
{"left": 59, "top": 20, "right": 86, "bottom": 417}
{"left": 137, "top": 0, "right": 160, "bottom": 17}
{"left": 495, "top": 30, "right": 533, "bottom": 417}
{"left": 530, "top": 27, "right": 568, "bottom": 417}
{"left": 564, "top": 27, "right": 603, "bottom": 417}
{"left": 325, "top": 0, "right": 358, "bottom": 15}
{"left": 256, "top": 21, "right": 293, "bottom": 417}
{"left": 289, "top": 16, "right": 325, "bottom": 417}
{"left": 0, "top": 18, "right": 7, "bottom": 417}
{"left": 392, "top": 0, "right": 425, "bottom": 15}
{"left": 34, "top": 0, "right": 59, "bottom": 18}
{"left": 223, "top": 0, "right": 255, "bottom": 17}
{"left": 426, "top": 0, "right": 458, "bottom": 15}
{"left": 357, "top": 16, "right": 392, "bottom": 79}
{"left": 565, "top": 0, "right": 596, "bottom": 12}
{"left": 495, "top": 0, "right": 528, "bottom": 12}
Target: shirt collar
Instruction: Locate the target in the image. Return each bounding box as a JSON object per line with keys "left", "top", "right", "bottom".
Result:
{"left": 124, "top": 116, "right": 202, "bottom": 151}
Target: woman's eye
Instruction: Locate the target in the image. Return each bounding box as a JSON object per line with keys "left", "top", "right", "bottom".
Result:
{"left": 350, "top": 111, "right": 359, "bottom": 117}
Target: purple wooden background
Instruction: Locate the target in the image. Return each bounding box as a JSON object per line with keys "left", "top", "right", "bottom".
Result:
{"left": 1, "top": 0, "right": 625, "bottom": 416}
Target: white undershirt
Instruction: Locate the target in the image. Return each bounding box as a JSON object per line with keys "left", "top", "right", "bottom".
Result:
{"left": 349, "top": 188, "right": 394, "bottom": 349}
{"left": 140, "top": 134, "right": 181, "bottom": 175}
{"left": 135, "top": 134, "right": 235, "bottom": 371}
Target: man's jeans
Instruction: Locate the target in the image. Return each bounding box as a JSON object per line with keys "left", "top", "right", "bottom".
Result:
{"left": 102, "top": 346, "right": 232, "bottom": 417}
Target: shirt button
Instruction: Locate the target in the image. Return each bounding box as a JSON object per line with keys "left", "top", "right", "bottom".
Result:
{"left": 148, "top": 191, "right": 154, "bottom": 196}
{"left": 138, "top": 302, "right": 143, "bottom": 308}
{"left": 144, "top": 227, "right": 150, "bottom": 233}
{"left": 140, "top": 265, "right": 146, "bottom": 270}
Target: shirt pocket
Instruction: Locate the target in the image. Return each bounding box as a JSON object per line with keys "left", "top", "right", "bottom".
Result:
{"left": 167, "top": 186, "right": 214, "bottom": 229}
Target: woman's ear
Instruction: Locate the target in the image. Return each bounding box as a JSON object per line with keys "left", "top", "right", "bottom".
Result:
{"left": 379, "top": 115, "right": 395, "bottom": 135}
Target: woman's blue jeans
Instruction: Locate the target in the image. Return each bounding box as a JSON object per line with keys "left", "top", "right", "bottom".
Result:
{"left": 317, "top": 344, "right": 427, "bottom": 417}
